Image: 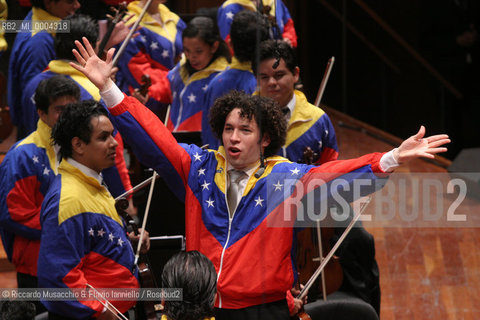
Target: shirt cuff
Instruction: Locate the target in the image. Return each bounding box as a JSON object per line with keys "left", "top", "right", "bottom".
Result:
{"left": 100, "top": 81, "right": 124, "bottom": 108}
{"left": 380, "top": 149, "right": 400, "bottom": 172}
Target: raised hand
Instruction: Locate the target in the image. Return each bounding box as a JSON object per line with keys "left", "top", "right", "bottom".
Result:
{"left": 393, "top": 126, "right": 450, "bottom": 163}
{"left": 70, "top": 37, "right": 115, "bottom": 91}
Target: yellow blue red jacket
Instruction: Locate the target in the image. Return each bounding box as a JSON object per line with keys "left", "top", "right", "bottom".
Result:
{"left": 37, "top": 160, "right": 139, "bottom": 318}
{"left": 22, "top": 60, "right": 133, "bottom": 198}
{"left": 8, "top": 7, "right": 59, "bottom": 130}
{"left": 107, "top": 95, "right": 387, "bottom": 309}
{"left": 0, "top": 119, "right": 132, "bottom": 277}
{"left": 217, "top": 0, "right": 297, "bottom": 47}
{"left": 202, "top": 57, "right": 257, "bottom": 149}
{"left": 167, "top": 56, "right": 229, "bottom": 132}
{"left": 115, "top": 1, "right": 186, "bottom": 114}
{"left": 279, "top": 90, "right": 338, "bottom": 164}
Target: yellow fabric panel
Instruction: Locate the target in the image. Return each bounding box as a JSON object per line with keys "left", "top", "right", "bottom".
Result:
{"left": 48, "top": 60, "right": 101, "bottom": 101}
{"left": 58, "top": 161, "right": 122, "bottom": 226}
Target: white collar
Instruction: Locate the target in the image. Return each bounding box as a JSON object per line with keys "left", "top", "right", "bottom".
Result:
{"left": 283, "top": 93, "right": 296, "bottom": 122}
{"left": 66, "top": 158, "right": 104, "bottom": 185}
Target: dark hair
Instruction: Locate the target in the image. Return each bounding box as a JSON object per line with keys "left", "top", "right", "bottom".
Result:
{"left": 252, "top": 39, "right": 297, "bottom": 74}
{"left": 161, "top": 251, "right": 217, "bottom": 320}
{"left": 31, "top": 0, "right": 54, "bottom": 9}
{"left": 209, "top": 91, "right": 286, "bottom": 157}
{"left": 230, "top": 10, "right": 269, "bottom": 62}
{"left": 52, "top": 100, "right": 108, "bottom": 160}
{"left": 0, "top": 301, "right": 36, "bottom": 320}
{"left": 182, "top": 16, "right": 231, "bottom": 65}
{"left": 34, "top": 75, "right": 80, "bottom": 113}
{"left": 54, "top": 14, "right": 98, "bottom": 60}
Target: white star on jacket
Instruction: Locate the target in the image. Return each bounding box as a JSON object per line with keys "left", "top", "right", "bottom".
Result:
{"left": 140, "top": 35, "right": 147, "bottom": 42}
{"left": 254, "top": 196, "right": 264, "bottom": 207}
{"left": 201, "top": 180, "right": 210, "bottom": 191}
{"left": 43, "top": 167, "right": 50, "bottom": 176}
{"left": 108, "top": 233, "right": 115, "bottom": 242}
{"left": 187, "top": 93, "right": 197, "bottom": 103}
{"left": 97, "top": 228, "right": 106, "bottom": 238}
{"left": 161, "top": 49, "right": 169, "bottom": 58}
{"left": 226, "top": 11, "right": 234, "bottom": 19}
{"left": 117, "top": 238, "right": 124, "bottom": 247}
{"left": 202, "top": 84, "right": 208, "bottom": 91}
{"left": 290, "top": 167, "right": 300, "bottom": 176}
{"left": 206, "top": 197, "right": 215, "bottom": 208}
{"left": 198, "top": 168, "right": 206, "bottom": 176}
{"left": 273, "top": 181, "right": 283, "bottom": 191}
{"left": 150, "top": 41, "right": 159, "bottom": 50}
{"left": 193, "top": 153, "right": 202, "bottom": 161}
{"left": 88, "top": 228, "right": 95, "bottom": 237}
{"left": 32, "top": 155, "right": 39, "bottom": 163}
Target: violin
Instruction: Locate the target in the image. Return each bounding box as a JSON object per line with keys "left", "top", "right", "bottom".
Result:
{"left": 98, "top": 2, "right": 128, "bottom": 58}
{"left": 115, "top": 195, "right": 160, "bottom": 320}
{"left": 295, "top": 146, "right": 343, "bottom": 301}
{"left": 138, "top": 74, "right": 152, "bottom": 97}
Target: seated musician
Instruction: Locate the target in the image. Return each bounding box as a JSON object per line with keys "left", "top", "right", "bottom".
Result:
{"left": 217, "top": 0, "right": 297, "bottom": 48}
{"left": 254, "top": 39, "right": 338, "bottom": 165}
{"left": 0, "top": 76, "right": 79, "bottom": 315}
{"left": 70, "top": 37, "right": 449, "bottom": 320}
{"left": 37, "top": 101, "right": 149, "bottom": 320}
{"left": 202, "top": 10, "right": 269, "bottom": 149}
{"left": 161, "top": 251, "right": 217, "bottom": 320}
{"left": 22, "top": 14, "right": 134, "bottom": 204}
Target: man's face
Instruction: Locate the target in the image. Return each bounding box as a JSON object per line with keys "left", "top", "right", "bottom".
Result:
{"left": 75, "top": 115, "right": 118, "bottom": 173}
{"left": 38, "top": 95, "right": 77, "bottom": 128}
{"left": 258, "top": 58, "right": 299, "bottom": 108}
{"left": 222, "top": 108, "right": 270, "bottom": 170}
{"left": 183, "top": 36, "right": 218, "bottom": 71}
{"left": 45, "top": 0, "right": 80, "bottom": 19}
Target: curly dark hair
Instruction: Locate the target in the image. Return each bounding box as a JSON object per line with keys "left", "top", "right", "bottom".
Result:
{"left": 252, "top": 39, "right": 298, "bottom": 74}
{"left": 161, "top": 251, "right": 217, "bottom": 320}
{"left": 230, "top": 10, "right": 269, "bottom": 62}
{"left": 55, "top": 14, "right": 98, "bottom": 60}
{"left": 34, "top": 75, "right": 80, "bottom": 113}
{"left": 209, "top": 90, "right": 286, "bottom": 157}
{"left": 52, "top": 100, "right": 108, "bottom": 160}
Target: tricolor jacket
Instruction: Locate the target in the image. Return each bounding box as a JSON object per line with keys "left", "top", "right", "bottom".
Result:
{"left": 107, "top": 95, "right": 387, "bottom": 309}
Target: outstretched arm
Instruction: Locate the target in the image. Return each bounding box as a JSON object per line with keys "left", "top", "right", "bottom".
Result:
{"left": 393, "top": 125, "right": 450, "bottom": 163}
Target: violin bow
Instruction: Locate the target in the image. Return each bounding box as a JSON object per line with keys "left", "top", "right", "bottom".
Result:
{"left": 114, "top": 172, "right": 160, "bottom": 201}
{"left": 296, "top": 196, "right": 372, "bottom": 300}
{"left": 85, "top": 283, "right": 128, "bottom": 320}
{"left": 314, "top": 57, "right": 335, "bottom": 108}
{"left": 134, "top": 171, "right": 157, "bottom": 266}
{"left": 112, "top": 0, "right": 154, "bottom": 67}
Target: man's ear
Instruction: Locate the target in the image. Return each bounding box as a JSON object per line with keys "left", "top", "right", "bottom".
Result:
{"left": 71, "top": 137, "right": 85, "bottom": 156}
{"left": 293, "top": 66, "right": 300, "bottom": 83}
{"left": 37, "top": 109, "right": 47, "bottom": 122}
{"left": 261, "top": 133, "right": 271, "bottom": 148}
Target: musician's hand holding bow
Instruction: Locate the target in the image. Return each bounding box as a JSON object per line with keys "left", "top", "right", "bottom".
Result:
{"left": 393, "top": 126, "right": 450, "bottom": 164}
{"left": 128, "top": 228, "right": 150, "bottom": 254}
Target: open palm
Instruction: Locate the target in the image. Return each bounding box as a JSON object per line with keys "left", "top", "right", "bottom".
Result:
{"left": 70, "top": 37, "right": 115, "bottom": 91}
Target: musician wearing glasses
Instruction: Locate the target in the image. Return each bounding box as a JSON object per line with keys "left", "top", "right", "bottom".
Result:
{"left": 69, "top": 37, "right": 449, "bottom": 320}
